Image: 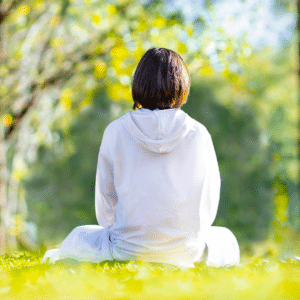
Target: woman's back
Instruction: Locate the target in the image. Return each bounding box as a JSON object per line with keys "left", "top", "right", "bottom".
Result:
{"left": 95, "top": 107, "right": 221, "bottom": 267}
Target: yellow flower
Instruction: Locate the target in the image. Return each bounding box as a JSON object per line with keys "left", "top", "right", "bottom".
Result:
{"left": 12, "top": 170, "right": 23, "bottom": 182}
{"left": 177, "top": 42, "right": 187, "bottom": 54}
{"left": 94, "top": 60, "right": 106, "bottom": 78}
{"left": 107, "top": 5, "right": 117, "bottom": 15}
{"left": 153, "top": 17, "right": 167, "bottom": 28}
{"left": 198, "top": 67, "right": 214, "bottom": 76}
{"left": 224, "top": 44, "right": 233, "bottom": 53}
{"left": 123, "top": 86, "right": 132, "bottom": 101}
{"left": 223, "top": 67, "right": 231, "bottom": 78}
{"left": 107, "top": 84, "right": 121, "bottom": 101}
{"left": 60, "top": 88, "right": 72, "bottom": 110}
{"left": 133, "top": 44, "right": 144, "bottom": 61}
{"left": 2, "top": 114, "right": 13, "bottom": 126}
{"left": 111, "top": 46, "right": 129, "bottom": 60}
{"left": 33, "top": 0, "right": 45, "bottom": 12}
{"left": 137, "top": 20, "right": 147, "bottom": 32}
{"left": 50, "top": 38, "right": 64, "bottom": 48}
{"left": 79, "top": 92, "right": 93, "bottom": 109}
{"left": 17, "top": 4, "right": 30, "bottom": 16}
{"left": 61, "top": 98, "right": 71, "bottom": 110}
{"left": 186, "top": 24, "right": 194, "bottom": 36}
{"left": 92, "top": 14, "right": 101, "bottom": 25}
{"left": 50, "top": 16, "right": 60, "bottom": 28}
{"left": 107, "top": 83, "right": 131, "bottom": 101}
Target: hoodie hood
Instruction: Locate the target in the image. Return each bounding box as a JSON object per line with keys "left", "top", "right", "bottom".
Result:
{"left": 122, "top": 108, "right": 194, "bottom": 153}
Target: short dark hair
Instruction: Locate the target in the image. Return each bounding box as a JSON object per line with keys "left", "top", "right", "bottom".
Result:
{"left": 132, "top": 47, "right": 191, "bottom": 110}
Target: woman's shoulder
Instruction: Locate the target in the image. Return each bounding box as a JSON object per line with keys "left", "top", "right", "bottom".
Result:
{"left": 104, "top": 111, "right": 129, "bottom": 133}
{"left": 100, "top": 113, "right": 129, "bottom": 153}
{"left": 184, "top": 113, "right": 210, "bottom": 137}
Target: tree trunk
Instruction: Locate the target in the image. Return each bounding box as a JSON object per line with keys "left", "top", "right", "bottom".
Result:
{"left": 0, "top": 0, "right": 7, "bottom": 255}
{"left": 0, "top": 125, "right": 7, "bottom": 255}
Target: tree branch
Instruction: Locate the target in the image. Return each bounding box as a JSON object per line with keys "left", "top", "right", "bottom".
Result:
{"left": 3, "top": 0, "right": 109, "bottom": 141}
{"left": 0, "top": 0, "right": 24, "bottom": 24}
{"left": 4, "top": 46, "right": 104, "bottom": 141}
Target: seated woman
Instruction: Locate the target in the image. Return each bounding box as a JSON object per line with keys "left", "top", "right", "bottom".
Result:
{"left": 42, "top": 47, "right": 240, "bottom": 268}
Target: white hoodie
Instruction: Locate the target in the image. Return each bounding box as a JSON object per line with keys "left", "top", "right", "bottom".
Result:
{"left": 95, "top": 107, "right": 221, "bottom": 268}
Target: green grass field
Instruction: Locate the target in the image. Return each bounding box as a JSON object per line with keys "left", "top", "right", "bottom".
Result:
{"left": 1, "top": 243, "right": 300, "bottom": 300}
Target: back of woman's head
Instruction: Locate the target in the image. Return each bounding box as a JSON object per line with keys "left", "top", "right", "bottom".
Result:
{"left": 132, "top": 47, "right": 191, "bottom": 110}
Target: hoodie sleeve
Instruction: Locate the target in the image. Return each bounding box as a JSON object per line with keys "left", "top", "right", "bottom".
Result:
{"left": 199, "top": 132, "right": 221, "bottom": 229}
{"left": 95, "top": 126, "right": 118, "bottom": 227}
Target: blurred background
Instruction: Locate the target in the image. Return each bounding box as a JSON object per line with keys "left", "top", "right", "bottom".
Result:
{"left": 0, "top": 0, "right": 299, "bottom": 258}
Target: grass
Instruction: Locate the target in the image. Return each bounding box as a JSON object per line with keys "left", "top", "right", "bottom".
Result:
{"left": 0, "top": 243, "right": 300, "bottom": 300}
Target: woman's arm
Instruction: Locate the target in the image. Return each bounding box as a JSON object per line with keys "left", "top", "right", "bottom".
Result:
{"left": 199, "top": 132, "right": 221, "bottom": 229}
{"left": 95, "top": 127, "right": 118, "bottom": 227}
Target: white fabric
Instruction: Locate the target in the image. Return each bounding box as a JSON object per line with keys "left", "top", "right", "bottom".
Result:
{"left": 204, "top": 226, "right": 240, "bottom": 267}
{"left": 42, "top": 107, "right": 240, "bottom": 268}
{"left": 42, "top": 225, "right": 113, "bottom": 264}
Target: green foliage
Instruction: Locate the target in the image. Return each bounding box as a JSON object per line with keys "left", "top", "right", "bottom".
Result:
{"left": 182, "top": 79, "right": 274, "bottom": 241}
{"left": 23, "top": 89, "right": 115, "bottom": 246}
{"left": 182, "top": 39, "right": 299, "bottom": 241}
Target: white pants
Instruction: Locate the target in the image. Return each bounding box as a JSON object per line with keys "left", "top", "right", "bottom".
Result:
{"left": 42, "top": 225, "right": 240, "bottom": 267}
{"left": 42, "top": 225, "right": 112, "bottom": 264}
{"left": 202, "top": 226, "right": 240, "bottom": 267}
